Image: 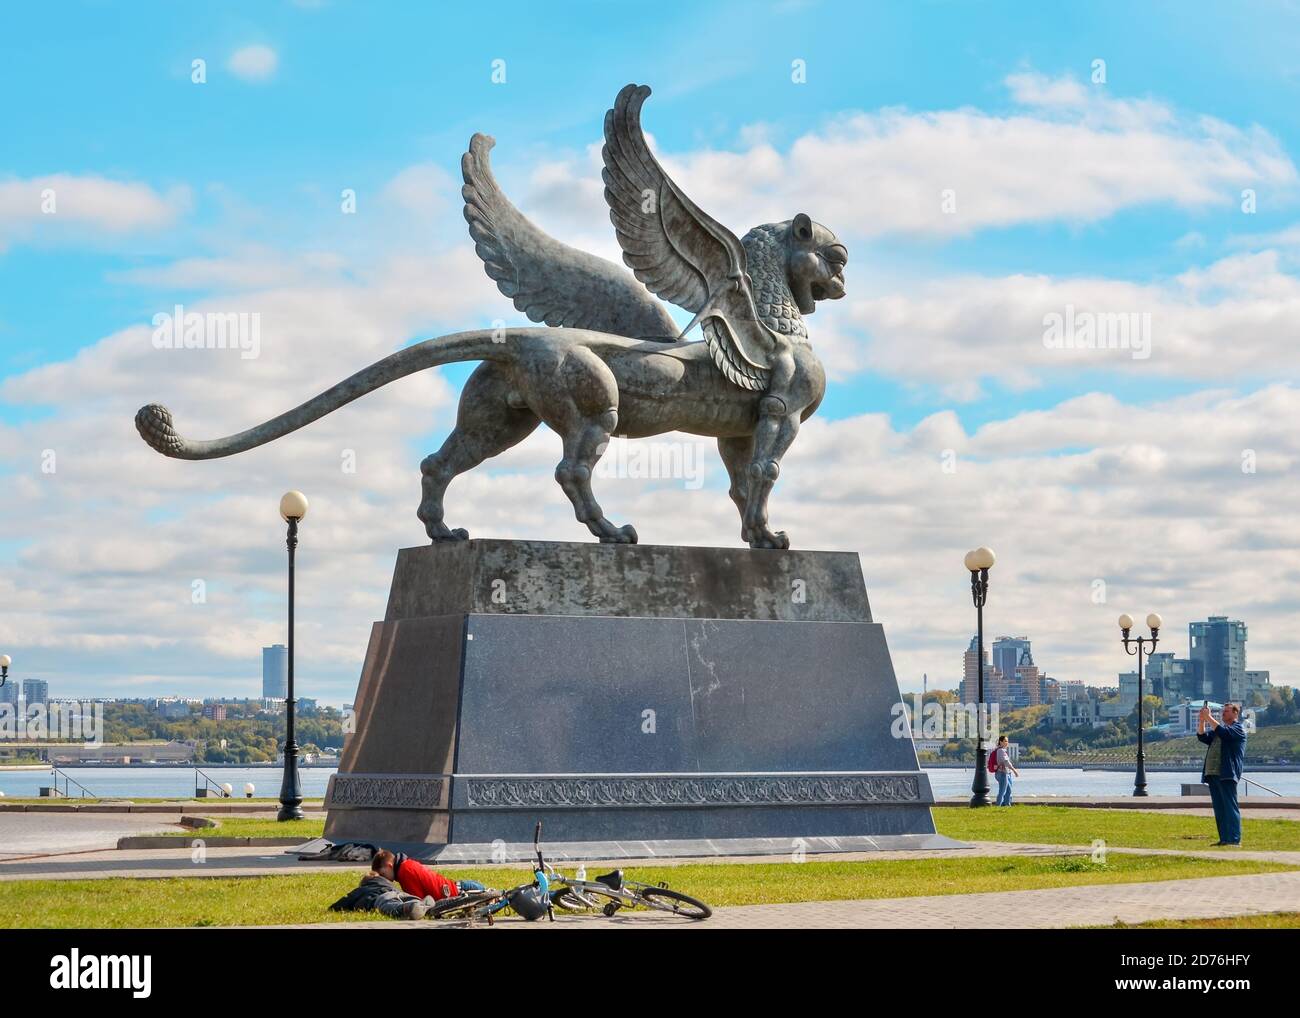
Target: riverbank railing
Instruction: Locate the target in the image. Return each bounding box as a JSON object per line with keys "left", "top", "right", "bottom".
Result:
{"left": 195, "top": 767, "right": 232, "bottom": 798}
{"left": 49, "top": 766, "right": 96, "bottom": 798}
{"left": 1242, "top": 776, "right": 1283, "bottom": 797}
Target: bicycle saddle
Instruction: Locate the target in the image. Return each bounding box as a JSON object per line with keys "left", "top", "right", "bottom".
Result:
{"left": 595, "top": 869, "right": 624, "bottom": 890}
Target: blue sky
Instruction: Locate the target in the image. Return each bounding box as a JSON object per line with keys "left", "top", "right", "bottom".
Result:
{"left": 3, "top": 1, "right": 1300, "bottom": 703}
{"left": 6, "top": 0, "right": 1298, "bottom": 416}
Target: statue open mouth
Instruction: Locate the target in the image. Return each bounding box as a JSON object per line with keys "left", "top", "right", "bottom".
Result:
{"left": 811, "top": 274, "right": 846, "bottom": 302}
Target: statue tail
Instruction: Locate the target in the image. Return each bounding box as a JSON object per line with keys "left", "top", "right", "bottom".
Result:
{"left": 135, "top": 329, "right": 508, "bottom": 460}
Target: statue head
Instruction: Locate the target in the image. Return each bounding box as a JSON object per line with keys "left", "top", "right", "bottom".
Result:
{"left": 784, "top": 212, "right": 848, "bottom": 314}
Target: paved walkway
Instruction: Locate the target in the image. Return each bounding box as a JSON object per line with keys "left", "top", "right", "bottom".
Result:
{"left": 0, "top": 812, "right": 183, "bottom": 860}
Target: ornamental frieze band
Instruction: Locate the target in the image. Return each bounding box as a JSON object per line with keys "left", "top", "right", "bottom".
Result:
{"left": 329, "top": 776, "right": 445, "bottom": 809}
{"left": 462, "top": 774, "right": 922, "bottom": 809}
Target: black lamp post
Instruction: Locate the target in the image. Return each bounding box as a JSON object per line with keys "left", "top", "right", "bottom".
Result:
{"left": 277, "top": 490, "right": 309, "bottom": 822}
{"left": 965, "top": 546, "right": 996, "bottom": 808}
{"left": 0, "top": 655, "right": 10, "bottom": 726}
{"left": 1118, "top": 612, "right": 1162, "bottom": 798}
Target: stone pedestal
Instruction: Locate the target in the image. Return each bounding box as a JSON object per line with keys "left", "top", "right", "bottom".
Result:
{"left": 323, "top": 540, "right": 959, "bottom": 861}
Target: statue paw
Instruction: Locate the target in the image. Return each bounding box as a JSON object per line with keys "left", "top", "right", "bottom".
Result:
{"left": 598, "top": 523, "right": 638, "bottom": 544}
{"left": 748, "top": 527, "right": 789, "bottom": 551}
{"left": 428, "top": 524, "right": 469, "bottom": 542}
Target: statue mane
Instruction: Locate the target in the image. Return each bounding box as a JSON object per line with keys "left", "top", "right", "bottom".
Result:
{"left": 742, "top": 223, "right": 809, "bottom": 343}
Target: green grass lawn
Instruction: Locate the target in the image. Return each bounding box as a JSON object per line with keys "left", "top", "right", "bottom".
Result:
{"left": 0, "top": 854, "right": 1290, "bottom": 928}
{"left": 935, "top": 805, "right": 1300, "bottom": 852}
{"left": 155, "top": 817, "right": 326, "bottom": 840}
{"left": 1101, "top": 912, "right": 1300, "bottom": 929}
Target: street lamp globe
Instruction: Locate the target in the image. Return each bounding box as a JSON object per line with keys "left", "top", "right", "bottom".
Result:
{"left": 221, "top": 782, "right": 233, "bottom": 797}
{"left": 1117, "top": 613, "right": 1134, "bottom": 631}
{"left": 244, "top": 782, "right": 256, "bottom": 798}
{"left": 0, "top": 655, "right": 10, "bottom": 669}
{"left": 279, "top": 490, "right": 309, "bottom": 522}
{"left": 964, "top": 546, "right": 996, "bottom": 572}
{"left": 1146, "top": 612, "right": 1163, "bottom": 633}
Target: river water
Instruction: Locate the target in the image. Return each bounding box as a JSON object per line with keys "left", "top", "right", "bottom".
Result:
{"left": 2, "top": 766, "right": 1298, "bottom": 800}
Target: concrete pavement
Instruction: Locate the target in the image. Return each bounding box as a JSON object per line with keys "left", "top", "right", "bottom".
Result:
{"left": 258, "top": 870, "right": 1300, "bottom": 930}
{"left": 0, "top": 812, "right": 184, "bottom": 861}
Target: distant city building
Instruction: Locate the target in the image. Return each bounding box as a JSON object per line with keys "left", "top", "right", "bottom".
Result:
{"left": 1115, "top": 616, "right": 1271, "bottom": 707}
{"left": 959, "top": 636, "right": 1005, "bottom": 704}
{"left": 991, "top": 637, "right": 1031, "bottom": 694}
{"left": 1118, "top": 671, "right": 1139, "bottom": 709}
{"left": 155, "top": 699, "right": 194, "bottom": 720}
{"left": 1046, "top": 683, "right": 1129, "bottom": 729}
{"left": 202, "top": 703, "right": 227, "bottom": 721}
{"left": 961, "top": 636, "right": 982, "bottom": 692}
{"left": 1011, "top": 647, "right": 1046, "bottom": 707}
{"left": 961, "top": 636, "right": 1047, "bottom": 709}
{"left": 1245, "top": 670, "right": 1272, "bottom": 701}
{"left": 1140, "top": 652, "right": 1204, "bottom": 704}
{"left": 1051, "top": 695, "right": 1100, "bottom": 727}
{"left": 1190, "top": 616, "right": 1248, "bottom": 703}
{"left": 1171, "top": 700, "right": 1224, "bottom": 736}
{"left": 262, "top": 644, "right": 288, "bottom": 699}
{"left": 22, "top": 679, "right": 48, "bottom": 708}
{"left": 0, "top": 681, "right": 18, "bottom": 709}
{"left": 48, "top": 740, "right": 194, "bottom": 765}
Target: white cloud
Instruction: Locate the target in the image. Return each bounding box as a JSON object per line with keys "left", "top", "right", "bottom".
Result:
{"left": 228, "top": 45, "right": 279, "bottom": 83}
{"left": 844, "top": 250, "right": 1300, "bottom": 397}
{"left": 0, "top": 174, "right": 188, "bottom": 250}
{"left": 379, "top": 164, "right": 456, "bottom": 222}
{"left": 507, "top": 72, "right": 1296, "bottom": 242}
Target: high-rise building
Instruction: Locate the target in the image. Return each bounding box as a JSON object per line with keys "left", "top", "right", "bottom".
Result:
{"left": 1189, "top": 617, "right": 1248, "bottom": 703}
{"left": 0, "top": 681, "right": 17, "bottom": 709}
{"left": 991, "top": 637, "right": 1032, "bottom": 694}
{"left": 22, "top": 679, "right": 48, "bottom": 708}
{"left": 1011, "top": 646, "right": 1045, "bottom": 706}
{"left": 960, "top": 636, "right": 1005, "bottom": 704}
{"left": 262, "top": 645, "right": 288, "bottom": 699}
{"left": 962, "top": 635, "right": 981, "bottom": 690}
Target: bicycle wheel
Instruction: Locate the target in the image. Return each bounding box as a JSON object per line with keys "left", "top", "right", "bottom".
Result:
{"left": 428, "top": 889, "right": 500, "bottom": 919}
{"left": 549, "top": 887, "right": 591, "bottom": 912}
{"left": 637, "top": 886, "right": 712, "bottom": 920}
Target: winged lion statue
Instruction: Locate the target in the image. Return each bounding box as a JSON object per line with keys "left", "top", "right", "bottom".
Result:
{"left": 135, "top": 84, "right": 848, "bottom": 549}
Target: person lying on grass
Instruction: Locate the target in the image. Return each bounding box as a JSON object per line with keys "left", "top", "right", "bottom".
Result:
{"left": 370, "top": 848, "right": 486, "bottom": 901}
{"left": 328, "top": 870, "right": 432, "bottom": 919}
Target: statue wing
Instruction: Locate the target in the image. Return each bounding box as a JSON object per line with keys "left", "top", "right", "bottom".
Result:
{"left": 462, "top": 133, "right": 678, "bottom": 341}
{"left": 602, "top": 83, "right": 774, "bottom": 391}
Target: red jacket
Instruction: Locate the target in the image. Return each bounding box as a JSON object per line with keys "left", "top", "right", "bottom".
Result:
{"left": 394, "top": 855, "right": 460, "bottom": 900}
